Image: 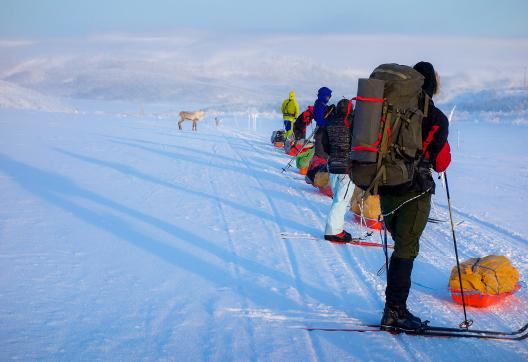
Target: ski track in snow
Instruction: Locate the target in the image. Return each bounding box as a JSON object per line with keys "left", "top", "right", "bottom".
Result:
{"left": 0, "top": 109, "right": 527, "bottom": 361}
{"left": 223, "top": 131, "right": 322, "bottom": 360}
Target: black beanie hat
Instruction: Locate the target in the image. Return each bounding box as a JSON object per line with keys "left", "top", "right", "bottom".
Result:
{"left": 336, "top": 98, "right": 352, "bottom": 115}
{"left": 413, "top": 61, "right": 437, "bottom": 97}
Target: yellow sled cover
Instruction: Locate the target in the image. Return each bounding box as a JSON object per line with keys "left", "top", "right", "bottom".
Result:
{"left": 449, "top": 255, "right": 519, "bottom": 295}
{"left": 350, "top": 191, "right": 381, "bottom": 220}
{"left": 313, "top": 172, "right": 330, "bottom": 188}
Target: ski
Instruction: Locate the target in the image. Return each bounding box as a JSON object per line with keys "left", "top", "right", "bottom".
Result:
{"left": 428, "top": 217, "right": 448, "bottom": 224}
{"left": 279, "top": 232, "right": 319, "bottom": 240}
{"left": 307, "top": 322, "right": 528, "bottom": 336}
{"left": 428, "top": 217, "right": 465, "bottom": 227}
{"left": 305, "top": 324, "right": 528, "bottom": 341}
{"left": 280, "top": 232, "right": 393, "bottom": 249}
{"left": 329, "top": 239, "right": 394, "bottom": 249}
{"left": 377, "top": 322, "right": 528, "bottom": 337}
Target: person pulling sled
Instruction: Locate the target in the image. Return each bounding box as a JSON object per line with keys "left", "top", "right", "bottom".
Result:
{"left": 350, "top": 62, "right": 451, "bottom": 331}
{"left": 322, "top": 98, "right": 357, "bottom": 243}
{"left": 293, "top": 106, "right": 314, "bottom": 141}
{"left": 281, "top": 91, "right": 300, "bottom": 140}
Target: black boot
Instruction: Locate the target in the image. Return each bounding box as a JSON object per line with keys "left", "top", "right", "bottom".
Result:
{"left": 381, "top": 256, "right": 422, "bottom": 329}
{"left": 402, "top": 308, "right": 422, "bottom": 324}
{"left": 380, "top": 305, "right": 422, "bottom": 331}
{"left": 324, "top": 230, "right": 352, "bottom": 243}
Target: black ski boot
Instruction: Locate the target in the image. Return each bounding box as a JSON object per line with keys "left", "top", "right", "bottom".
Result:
{"left": 380, "top": 305, "right": 423, "bottom": 331}
{"left": 382, "top": 256, "right": 424, "bottom": 330}
{"left": 402, "top": 308, "right": 422, "bottom": 325}
{"left": 324, "top": 230, "right": 352, "bottom": 243}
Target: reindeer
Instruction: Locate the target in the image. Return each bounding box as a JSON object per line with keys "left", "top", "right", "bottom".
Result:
{"left": 178, "top": 110, "right": 205, "bottom": 131}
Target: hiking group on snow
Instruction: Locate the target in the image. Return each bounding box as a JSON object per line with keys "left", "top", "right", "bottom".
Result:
{"left": 275, "top": 61, "right": 474, "bottom": 332}
{"left": 180, "top": 59, "right": 521, "bottom": 337}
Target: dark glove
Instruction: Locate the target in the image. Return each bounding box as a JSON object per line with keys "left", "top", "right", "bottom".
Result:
{"left": 415, "top": 161, "right": 435, "bottom": 194}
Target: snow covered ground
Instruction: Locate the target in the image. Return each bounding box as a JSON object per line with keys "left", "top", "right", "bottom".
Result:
{"left": 1, "top": 106, "right": 527, "bottom": 360}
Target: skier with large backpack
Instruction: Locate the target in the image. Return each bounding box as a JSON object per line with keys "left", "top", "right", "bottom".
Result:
{"left": 281, "top": 91, "right": 300, "bottom": 139}
{"left": 350, "top": 62, "right": 450, "bottom": 331}
{"left": 322, "top": 98, "right": 356, "bottom": 242}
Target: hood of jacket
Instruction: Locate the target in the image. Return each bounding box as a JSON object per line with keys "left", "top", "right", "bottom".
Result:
{"left": 317, "top": 87, "right": 332, "bottom": 103}
{"left": 288, "top": 91, "right": 296, "bottom": 100}
{"left": 413, "top": 61, "right": 438, "bottom": 97}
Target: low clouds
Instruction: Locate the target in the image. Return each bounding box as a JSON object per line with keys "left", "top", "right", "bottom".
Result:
{"left": 0, "top": 32, "right": 527, "bottom": 113}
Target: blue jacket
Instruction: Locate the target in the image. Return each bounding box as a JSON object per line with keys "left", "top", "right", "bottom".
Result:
{"left": 313, "top": 87, "right": 332, "bottom": 127}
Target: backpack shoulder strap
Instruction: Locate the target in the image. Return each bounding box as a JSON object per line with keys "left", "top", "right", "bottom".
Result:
{"left": 423, "top": 93, "right": 431, "bottom": 117}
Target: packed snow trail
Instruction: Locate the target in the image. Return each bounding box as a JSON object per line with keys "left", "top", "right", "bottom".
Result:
{"left": 0, "top": 109, "right": 527, "bottom": 360}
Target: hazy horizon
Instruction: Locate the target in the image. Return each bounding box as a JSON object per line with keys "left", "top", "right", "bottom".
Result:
{"left": 1, "top": 1, "right": 527, "bottom": 115}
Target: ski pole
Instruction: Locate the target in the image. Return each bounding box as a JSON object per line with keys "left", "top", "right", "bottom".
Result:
{"left": 444, "top": 171, "right": 473, "bottom": 329}
{"left": 281, "top": 126, "right": 318, "bottom": 173}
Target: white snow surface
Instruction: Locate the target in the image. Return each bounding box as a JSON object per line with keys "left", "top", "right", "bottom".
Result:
{"left": 0, "top": 108, "right": 527, "bottom": 360}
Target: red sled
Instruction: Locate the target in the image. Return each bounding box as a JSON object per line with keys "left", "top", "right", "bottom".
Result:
{"left": 287, "top": 143, "right": 312, "bottom": 157}
{"left": 286, "top": 144, "right": 301, "bottom": 156}
{"left": 449, "top": 283, "right": 521, "bottom": 308}
{"left": 318, "top": 186, "right": 333, "bottom": 198}
{"left": 353, "top": 213, "right": 383, "bottom": 231}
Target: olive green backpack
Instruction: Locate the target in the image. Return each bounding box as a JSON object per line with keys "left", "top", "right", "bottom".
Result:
{"left": 350, "top": 64, "right": 429, "bottom": 194}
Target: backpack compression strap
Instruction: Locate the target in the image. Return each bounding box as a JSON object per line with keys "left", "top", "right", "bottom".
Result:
{"left": 350, "top": 96, "right": 385, "bottom": 152}
{"left": 352, "top": 96, "right": 384, "bottom": 103}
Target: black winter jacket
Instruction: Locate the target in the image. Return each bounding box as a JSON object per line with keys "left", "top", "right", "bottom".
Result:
{"left": 314, "top": 126, "right": 329, "bottom": 160}
{"left": 322, "top": 99, "right": 354, "bottom": 174}
{"left": 415, "top": 99, "right": 450, "bottom": 194}
{"left": 422, "top": 99, "right": 449, "bottom": 170}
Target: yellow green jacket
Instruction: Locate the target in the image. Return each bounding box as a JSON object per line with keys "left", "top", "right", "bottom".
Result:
{"left": 281, "top": 91, "right": 300, "bottom": 122}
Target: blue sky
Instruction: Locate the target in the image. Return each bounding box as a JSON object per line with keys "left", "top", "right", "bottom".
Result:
{"left": 1, "top": 0, "right": 527, "bottom": 38}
